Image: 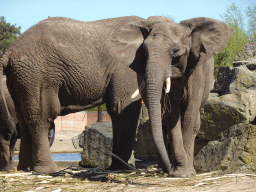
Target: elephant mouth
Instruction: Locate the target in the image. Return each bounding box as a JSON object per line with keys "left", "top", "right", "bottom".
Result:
{"left": 131, "top": 77, "right": 171, "bottom": 98}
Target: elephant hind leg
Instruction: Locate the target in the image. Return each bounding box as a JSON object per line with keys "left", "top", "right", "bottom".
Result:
{"left": 16, "top": 110, "right": 33, "bottom": 171}
{"left": 16, "top": 88, "right": 60, "bottom": 173}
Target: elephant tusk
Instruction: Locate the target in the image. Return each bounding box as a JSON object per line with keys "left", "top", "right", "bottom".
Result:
{"left": 131, "top": 80, "right": 145, "bottom": 99}
{"left": 165, "top": 77, "right": 171, "bottom": 93}
{"left": 131, "top": 89, "right": 139, "bottom": 99}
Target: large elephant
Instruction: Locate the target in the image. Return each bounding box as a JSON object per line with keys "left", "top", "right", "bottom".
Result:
{"left": 107, "top": 16, "right": 232, "bottom": 177}
{"left": 0, "top": 16, "right": 145, "bottom": 173}
{"left": 0, "top": 76, "right": 55, "bottom": 171}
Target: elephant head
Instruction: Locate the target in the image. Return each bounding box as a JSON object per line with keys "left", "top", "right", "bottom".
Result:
{"left": 107, "top": 16, "right": 232, "bottom": 175}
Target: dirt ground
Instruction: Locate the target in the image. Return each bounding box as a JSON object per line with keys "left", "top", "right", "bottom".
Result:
{"left": 50, "top": 131, "right": 83, "bottom": 154}
{"left": 3, "top": 131, "right": 256, "bottom": 191}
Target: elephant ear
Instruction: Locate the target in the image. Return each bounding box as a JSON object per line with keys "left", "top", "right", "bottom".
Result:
{"left": 105, "top": 20, "right": 156, "bottom": 67}
{"left": 180, "top": 17, "right": 233, "bottom": 59}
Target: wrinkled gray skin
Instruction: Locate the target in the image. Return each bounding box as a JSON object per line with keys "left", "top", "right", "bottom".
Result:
{"left": 0, "top": 16, "right": 232, "bottom": 176}
{"left": 0, "top": 76, "right": 55, "bottom": 171}
{"left": 107, "top": 16, "right": 232, "bottom": 177}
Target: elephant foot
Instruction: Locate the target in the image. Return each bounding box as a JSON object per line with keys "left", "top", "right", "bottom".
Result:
{"left": 169, "top": 166, "right": 191, "bottom": 178}
{"left": 2, "top": 162, "right": 15, "bottom": 171}
{"left": 17, "top": 162, "right": 31, "bottom": 172}
{"left": 189, "top": 167, "right": 196, "bottom": 175}
{"left": 33, "top": 162, "right": 59, "bottom": 173}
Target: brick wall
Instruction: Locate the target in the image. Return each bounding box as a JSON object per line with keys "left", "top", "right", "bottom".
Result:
{"left": 54, "top": 111, "right": 111, "bottom": 132}
{"left": 86, "top": 112, "right": 111, "bottom": 125}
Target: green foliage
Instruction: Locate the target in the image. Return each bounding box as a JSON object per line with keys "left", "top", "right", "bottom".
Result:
{"left": 85, "top": 104, "right": 107, "bottom": 112}
{"left": 246, "top": 5, "right": 256, "bottom": 40}
{"left": 214, "top": 3, "right": 248, "bottom": 77}
{"left": 0, "top": 16, "right": 21, "bottom": 56}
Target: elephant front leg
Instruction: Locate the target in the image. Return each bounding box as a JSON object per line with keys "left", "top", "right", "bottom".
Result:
{"left": 107, "top": 99, "right": 141, "bottom": 171}
{"left": 165, "top": 106, "right": 191, "bottom": 178}
{"left": 182, "top": 112, "right": 201, "bottom": 175}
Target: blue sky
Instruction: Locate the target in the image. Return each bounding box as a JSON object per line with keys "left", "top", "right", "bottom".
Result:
{"left": 1, "top": 0, "right": 255, "bottom": 33}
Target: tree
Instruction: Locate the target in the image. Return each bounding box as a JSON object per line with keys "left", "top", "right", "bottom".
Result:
{"left": 246, "top": 5, "right": 256, "bottom": 40}
{"left": 0, "top": 17, "right": 21, "bottom": 57}
{"left": 214, "top": 3, "right": 248, "bottom": 76}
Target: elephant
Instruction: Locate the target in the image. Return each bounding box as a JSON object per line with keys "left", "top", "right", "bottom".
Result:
{"left": 0, "top": 76, "right": 55, "bottom": 171}
{"left": 0, "top": 16, "right": 145, "bottom": 173}
{"left": 107, "top": 16, "right": 232, "bottom": 177}
{"left": 0, "top": 16, "right": 232, "bottom": 176}
{"left": 0, "top": 75, "right": 18, "bottom": 171}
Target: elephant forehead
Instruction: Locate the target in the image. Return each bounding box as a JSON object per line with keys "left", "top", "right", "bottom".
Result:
{"left": 151, "top": 23, "right": 190, "bottom": 46}
{"left": 152, "top": 22, "right": 188, "bottom": 37}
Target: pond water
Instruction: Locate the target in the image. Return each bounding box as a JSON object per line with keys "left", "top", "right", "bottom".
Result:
{"left": 14, "top": 153, "right": 82, "bottom": 161}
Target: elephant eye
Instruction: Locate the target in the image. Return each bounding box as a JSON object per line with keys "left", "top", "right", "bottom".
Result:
{"left": 173, "top": 48, "right": 180, "bottom": 54}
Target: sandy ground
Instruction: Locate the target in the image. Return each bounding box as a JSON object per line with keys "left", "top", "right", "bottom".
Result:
{"left": 50, "top": 130, "right": 83, "bottom": 154}
{"left": 7, "top": 131, "right": 256, "bottom": 191}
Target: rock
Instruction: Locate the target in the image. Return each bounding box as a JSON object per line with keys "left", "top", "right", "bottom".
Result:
{"left": 194, "top": 123, "right": 256, "bottom": 174}
{"left": 134, "top": 104, "right": 159, "bottom": 161}
{"left": 79, "top": 122, "right": 135, "bottom": 170}
{"left": 134, "top": 118, "right": 158, "bottom": 161}
{"left": 234, "top": 40, "right": 256, "bottom": 61}
{"left": 71, "top": 132, "right": 84, "bottom": 149}
{"left": 200, "top": 66, "right": 256, "bottom": 141}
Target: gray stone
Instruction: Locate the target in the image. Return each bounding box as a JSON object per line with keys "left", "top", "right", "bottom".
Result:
{"left": 79, "top": 122, "right": 135, "bottom": 170}
{"left": 134, "top": 118, "right": 158, "bottom": 161}
{"left": 71, "top": 132, "right": 84, "bottom": 149}
{"left": 194, "top": 123, "right": 256, "bottom": 174}
{"left": 234, "top": 40, "right": 256, "bottom": 61}
{"left": 134, "top": 104, "right": 159, "bottom": 161}
{"left": 200, "top": 66, "right": 256, "bottom": 141}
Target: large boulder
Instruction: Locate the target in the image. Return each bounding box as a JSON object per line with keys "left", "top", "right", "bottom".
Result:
{"left": 78, "top": 122, "right": 135, "bottom": 170}
{"left": 200, "top": 64, "right": 256, "bottom": 141}
{"left": 194, "top": 123, "right": 256, "bottom": 174}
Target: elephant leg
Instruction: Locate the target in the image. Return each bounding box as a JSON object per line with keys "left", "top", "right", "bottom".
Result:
{"left": 165, "top": 104, "right": 191, "bottom": 178}
{"left": 16, "top": 88, "right": 60, "bottom": 173}
{"left": 16, "top": 111, "right": 33, "bottom": 171}
{"left": 30, "top": 121, "right": 58, "bottom": 173}
{"left": 182, "top": 112, "right": 200, "bottom": 175}
{"left": 107, "top": 99, "right": 141, "bottom": 171}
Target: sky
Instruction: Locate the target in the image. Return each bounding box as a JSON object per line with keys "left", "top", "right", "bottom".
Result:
{"left": 1, "top": 0, "right": 255, "bottom": 34}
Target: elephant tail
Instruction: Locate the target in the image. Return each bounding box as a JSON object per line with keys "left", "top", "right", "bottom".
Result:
{"left": 0, "top": 52, "right": 12, "bottom": 118}
{"left": 0, "top": 51, "right": 9, "bottom": 68}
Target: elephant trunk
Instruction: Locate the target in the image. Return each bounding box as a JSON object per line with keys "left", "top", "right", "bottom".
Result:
{"left": 145, "top": 58, "right": 172, "bottom": 173}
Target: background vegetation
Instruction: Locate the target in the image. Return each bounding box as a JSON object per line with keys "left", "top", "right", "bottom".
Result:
{"left": 0, "top": 16, "right": 20, "bottom": 58}
{"left": 214, "top": 3, "right": 256, "bottom": 76}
